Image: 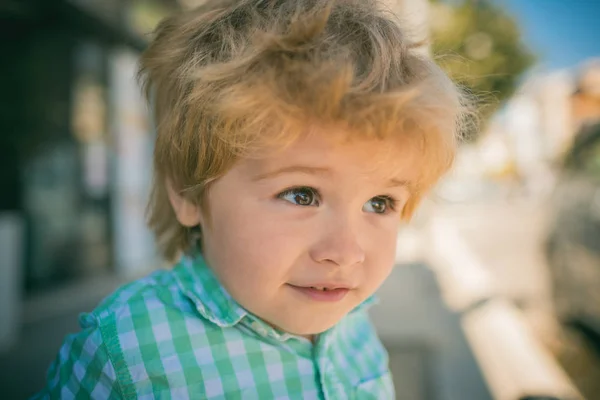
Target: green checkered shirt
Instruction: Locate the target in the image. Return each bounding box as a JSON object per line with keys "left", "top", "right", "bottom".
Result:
{"left": 36, "top": 254, "right": 394, "bottom": 399}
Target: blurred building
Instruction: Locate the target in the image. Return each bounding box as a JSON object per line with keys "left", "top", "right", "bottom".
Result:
{"left": 476, "top": 59, "right": 600, "bottom": 195}
{"left": 0, "top": 0, "right": 177, "bottom": 296}
{"left": 571, "top": 60, "right": 600, "bottom": 130}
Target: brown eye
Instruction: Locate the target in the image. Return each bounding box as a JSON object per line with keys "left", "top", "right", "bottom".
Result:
{"left": 279, "top": 187, "right": 319, "bottom": 207}
{"left": 371, "top": 198, "right": 387, "bottom": 213}
{"left": 364, "top": 196, "right": 396, "bottom": 214}
{"left": 294, "top": 190, "right": 312, "bottom": 206}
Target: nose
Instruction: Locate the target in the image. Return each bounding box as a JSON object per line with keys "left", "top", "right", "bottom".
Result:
{"left": 309, "top": 215, "right": 366, "bottom": 268}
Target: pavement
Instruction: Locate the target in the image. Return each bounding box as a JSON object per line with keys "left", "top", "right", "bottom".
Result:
{"left": 373, "top": 264, "right": 492, "bottom": 400}
{"left": 430, "top": 199, "right": 560, "bottom": 339}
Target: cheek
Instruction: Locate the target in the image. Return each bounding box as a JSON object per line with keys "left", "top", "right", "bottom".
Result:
{"left": 204, "top": 202, "right": 307, "bottom": 282}
{"left": 364, "top": 220, "right": 399, "bottom": 277}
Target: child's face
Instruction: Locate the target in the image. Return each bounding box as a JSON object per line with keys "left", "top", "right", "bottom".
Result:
{"left": 197, "top": 130, "right": 418, "bottom": 336}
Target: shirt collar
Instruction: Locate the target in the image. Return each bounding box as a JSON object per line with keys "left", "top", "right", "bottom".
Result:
{"left": 173, "top": 251, "right": 379, "bottom": 332}
{"left": 173, "top": 252, "right": 248, "bottom": 327}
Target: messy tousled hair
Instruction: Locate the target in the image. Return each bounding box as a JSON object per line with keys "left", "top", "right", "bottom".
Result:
{"left": 139, "top": 0, "right": 468, "bottom": 261}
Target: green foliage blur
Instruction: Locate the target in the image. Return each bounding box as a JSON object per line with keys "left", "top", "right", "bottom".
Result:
{"left": 430, "top": 0, "right": 536, "bottom": 140}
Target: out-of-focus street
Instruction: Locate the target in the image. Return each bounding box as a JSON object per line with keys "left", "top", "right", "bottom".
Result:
{"left": 431, "top": 199, "right": 555, "bottom": 330}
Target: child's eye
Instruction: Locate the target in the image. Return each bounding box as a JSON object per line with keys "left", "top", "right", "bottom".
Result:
{"left": 363, "top": 196, "right": 397, "bottom": 214}
{"left": 278, "top": 187, "right": 320, "bottom": 207}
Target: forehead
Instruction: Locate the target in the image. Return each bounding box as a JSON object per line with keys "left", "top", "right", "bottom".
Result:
{"left": 244, "top": 128, "right": 421, "bottom": 184}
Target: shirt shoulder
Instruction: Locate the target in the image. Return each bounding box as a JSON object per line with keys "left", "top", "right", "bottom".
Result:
{"left": 88, "top": 268, "right": 259, "bottom": 399}
{"left": 319, "top": 309, "right": 394, "bottom": 398}
{"left": 37, "top": 312, "right": 122, "bottom": 399}
{"left": 89, "top": 270, "right": 189, "bottom": 321}
{"left": 88, "top": 269, "right": 207, "bottom": 351}
{"left": 36, "top": 270, "right": 199, "bottom": 399}
{"left": 81, "top": 270, "right": 216, "bottom": 398}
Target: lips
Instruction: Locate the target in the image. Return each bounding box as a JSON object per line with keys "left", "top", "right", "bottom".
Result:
{"left": 287, "top": 284, "right": 351, "bottom": 302}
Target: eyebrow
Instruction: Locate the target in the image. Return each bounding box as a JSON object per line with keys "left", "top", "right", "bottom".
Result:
{"left": 252, "top": 165, "right": 331, "bottom": 181}
{"left": 253, "top": 165, "right": 411, "bottom": 190}
{"left": 387, "top": 179, "right": 411, "bottom": 189}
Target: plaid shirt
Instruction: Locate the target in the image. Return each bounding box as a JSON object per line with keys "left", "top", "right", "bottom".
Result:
{"left": 36, "top": 254, "right": 394, "bottom": 399}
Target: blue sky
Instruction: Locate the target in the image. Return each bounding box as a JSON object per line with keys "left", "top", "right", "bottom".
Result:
{"left": 495, "top": 0, "right": 600, "bottom": 71}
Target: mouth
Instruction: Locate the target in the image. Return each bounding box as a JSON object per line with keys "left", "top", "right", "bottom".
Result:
{"left": 307, "top": 286, "right": 343, "bottom": 291}
{"left": 287, "top": 284, "right": 351, "bottom": 302}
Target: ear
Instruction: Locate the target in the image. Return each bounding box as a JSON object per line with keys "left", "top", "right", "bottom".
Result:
{"left": 166, "top": 179, "right": 203, "bottom": 227}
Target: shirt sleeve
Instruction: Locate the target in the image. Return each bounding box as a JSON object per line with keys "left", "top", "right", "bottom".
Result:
{"left": 34, "top": 315, "right": 123, "bottom": 400}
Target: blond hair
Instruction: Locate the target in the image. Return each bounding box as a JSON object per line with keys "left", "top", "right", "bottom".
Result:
{"left": 139, "top": 0, "right": 467, "bottom": 260}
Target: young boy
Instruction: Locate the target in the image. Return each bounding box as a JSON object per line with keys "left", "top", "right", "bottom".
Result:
{"left": 38, "top": 0, "right": 464, "bottom": 398}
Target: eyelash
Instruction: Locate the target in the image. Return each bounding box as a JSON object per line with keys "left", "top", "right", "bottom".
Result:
{"left": 276, "top": 186, "right": 399, "bottom": 214}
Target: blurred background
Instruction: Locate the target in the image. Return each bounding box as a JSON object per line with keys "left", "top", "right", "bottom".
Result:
{"left": 0, "top": 0, "right": 599, "bottom": 399}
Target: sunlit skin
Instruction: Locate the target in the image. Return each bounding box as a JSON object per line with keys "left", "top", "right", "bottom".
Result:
{"left": 169, "top": 129, "right": 420, "bottom": 338}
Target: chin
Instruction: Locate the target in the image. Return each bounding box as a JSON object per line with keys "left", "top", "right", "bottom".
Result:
{"left": 278, "top": 314, "right": 345, "bottom": 337}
